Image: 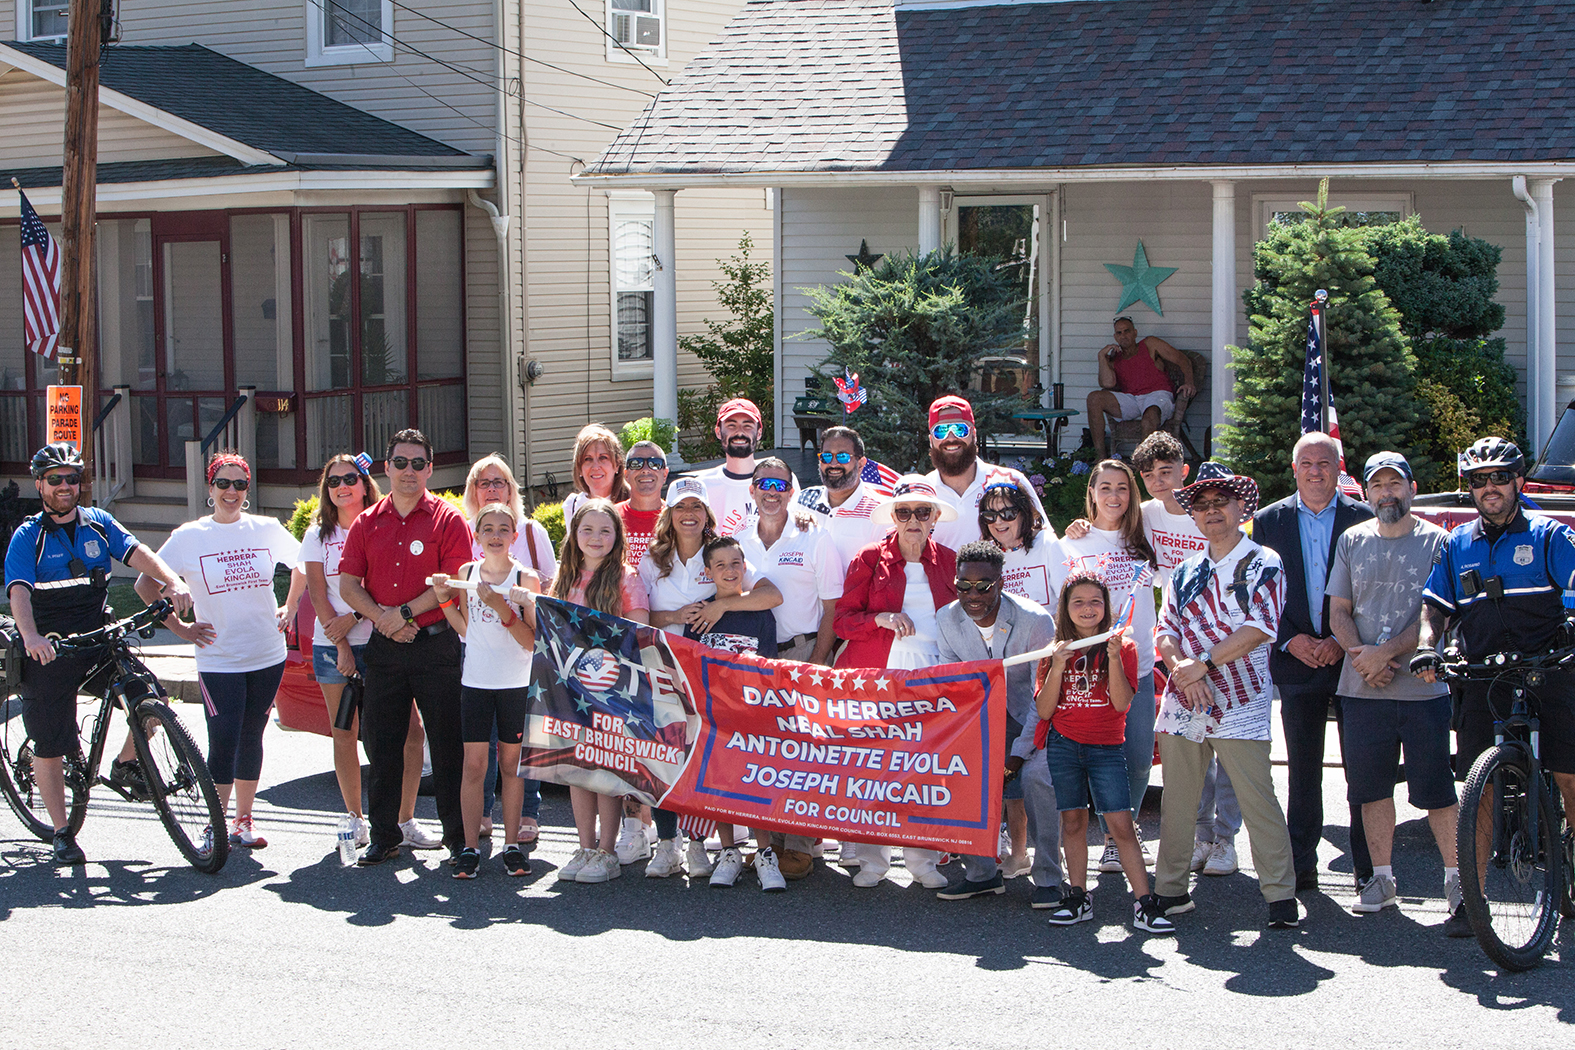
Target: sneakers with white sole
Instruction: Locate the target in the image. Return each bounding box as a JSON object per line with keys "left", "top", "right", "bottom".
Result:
{"left": 575, "top": 849, "right": 622, "bottom": 883}
{"left": 1133, "top": 893, "right": 1177, "bottom": 934}
{"left": 350, "top": 815, "right": 370, "bottom": 848}
{"left": 1202, "top": 839, "right": 1238, "bottom": 877}
{"left": 1047, "top": 887, "right": 1093, "bottom": 925}
{"left": 1001, "top": 854, "right": 1033, "bottom": 879}
{"left": 559, "top": 847, "right": 595, "bottom": 881}
{"left": 1097, "top": 839, "right": 1123, "bottom": 873}
{"left": 837, "top": 841, "right": 862, "bottom": 869}
{"left": 646, "top": 838, "right": 684, "bottom": 878}
{"left": 755, "top": 847, "right": 787, "bottom": 892}
{"left": 852, "top": 846, "right": 890, "bottom": 888}
{"left": 229, "top": 815, "right": 267, "bottom": 849}
{"left": 686, "top": 839, "right": 715, "bottom": 878}
{"left": 1353, "top": 873, "right": 1398, "bottom": 913}
{"left": 399, "top": 818, "right": 443, "bottom": 850}
{"left": 615, "top": 817, "right": 652, "bottom": 864}
{"left": 710, "top": 847, "right": 745, "bottom": 887}
{"left": 1190, "top": 839, "right": 1213, "bottom": 872}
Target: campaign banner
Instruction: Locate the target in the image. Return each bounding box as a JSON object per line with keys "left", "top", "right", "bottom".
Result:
{"left": 520, "top": 597, "right": 1006, "bottom": 855}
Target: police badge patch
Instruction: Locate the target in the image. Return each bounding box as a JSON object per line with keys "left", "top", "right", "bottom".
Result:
{"left": 84, "top": 539, "right": 101, "bottom": 559}
{"left": 1514, "top": 544, "right": 1534, "bottom": 566}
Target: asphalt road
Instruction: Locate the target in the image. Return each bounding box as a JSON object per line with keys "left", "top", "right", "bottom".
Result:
{"left": 2, "top": 705, "right": 1571, "bottom": 1048}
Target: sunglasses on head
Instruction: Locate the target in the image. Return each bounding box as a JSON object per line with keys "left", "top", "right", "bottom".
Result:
{"left": 389, "top": 456, "right": 429, "bottom": 472}
{"left": 979, "top": 506, "right": 1021, "bottom": 524}
{"left": 954, "top": 579, "right": 997, "bottom": 594}
{"left": 325, "top": 472, "right": 362, "bottom": 489}
{"left": 1467, "top": 469, "right": 1516, "bottom": 489}
{"left": 753, "top": 477, "right": 791, "bottom": 493}
{"left": 212, "top": 477, "right": 250, "bottom": 491}
{"left": 892, "top": 505, "right": 934, "bottom": 523}
{"left": 626, "top": 455, "right": 667, "bottom": 471}
{"left": 819, "top": 451, "right": 854, "bottom": 465}
{"left": 931, "top": 422, "right": 973, "bottom": 441}
{"left": 43, "top": 473, "right": 81, "bottom": 487}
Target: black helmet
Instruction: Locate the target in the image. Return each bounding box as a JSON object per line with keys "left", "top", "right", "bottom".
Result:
{"left": 30, "top": 441, "right": 84, "bottom": 479}
{"left": 1457, "top": 436, "right": 1524, "bottom": 477}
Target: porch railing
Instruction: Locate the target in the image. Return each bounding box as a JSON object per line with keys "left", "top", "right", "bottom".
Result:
{"left": 92, "top": 384, "right": 134, "bottom": 512}
{"left": 186, "top": 387, "right": 256, "bottom": 518}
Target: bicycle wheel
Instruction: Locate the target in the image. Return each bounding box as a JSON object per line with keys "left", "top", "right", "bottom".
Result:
{"left": 1560, "top": 825, "right": 1574, "bottom": 921}
{"left": 1458, "top": 745, "right": 1561, "bottom": 971}
{"left": 128, "top": 699, "right": 228, "bottom": 873}
{"left": 0, "top": 693, "right": 88, "bottom": 841}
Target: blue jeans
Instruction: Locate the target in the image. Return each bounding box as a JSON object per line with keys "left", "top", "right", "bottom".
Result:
{"left": 1097, "top": 672, "right": 1155, "bottom": 835}
{"left": 1044, "top": 727, "right": 1132, "bottom": 814}
{"left": 960, "top": 743, "right": 1063, "bottom": 887}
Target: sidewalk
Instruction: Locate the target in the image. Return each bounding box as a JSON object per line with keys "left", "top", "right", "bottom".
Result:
{"left": 133, "top": 627, "right": 202, "bottom": 705}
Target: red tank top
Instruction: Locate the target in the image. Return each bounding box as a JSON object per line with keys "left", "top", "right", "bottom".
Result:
{"left": 1110, "top": 339, "right": 1174, "bottom": 396}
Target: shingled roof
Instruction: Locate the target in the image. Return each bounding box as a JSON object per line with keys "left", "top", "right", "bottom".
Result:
{"left": 586, "top": 0, "right": 1575, "bottom": 177}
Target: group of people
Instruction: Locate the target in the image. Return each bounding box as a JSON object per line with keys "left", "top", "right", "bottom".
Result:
{"left": 9, "top": 380, "right": 1574, "bottom": 940}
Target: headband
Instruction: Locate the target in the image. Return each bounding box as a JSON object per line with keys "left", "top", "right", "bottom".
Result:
{"left": 206, "top": 452, "right": 251, "bottom": 486}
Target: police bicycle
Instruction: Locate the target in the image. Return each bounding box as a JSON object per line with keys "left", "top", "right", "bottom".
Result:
{"left": 1439, "top": 645, "right": 1575, "bottom": 970}
{"left": 0, "top": 599, "right": 229, "bottom": 873}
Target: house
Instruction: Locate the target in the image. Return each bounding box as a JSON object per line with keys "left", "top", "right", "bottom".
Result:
{"left": 0, "top": 0, "right": 769, "bottom": 545}
{"left": 579, "top": 0, "right": 1575, "bottom": 464}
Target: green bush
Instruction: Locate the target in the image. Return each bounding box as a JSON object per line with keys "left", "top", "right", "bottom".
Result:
{"left": 678, "top": 233, "right": 775, "bottom": 461}
{"left": 287, "top": 497, "right": 317, "bottom": 541}
{"left": 534, "top": 500, "right": 566, "bottom": 550}
{"left": 1003, "top": 447, "right": 1098, "bottom": 535}
{"left": 619, "top": 417, "right": 677, "bottom": 455}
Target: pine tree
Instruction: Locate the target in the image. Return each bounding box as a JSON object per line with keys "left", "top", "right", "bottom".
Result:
{"left": 804, "top": 249, "right": 1028, "bottom": 473}
{"left": 676, "top": 234, "right": 776, "bottom": 460}
{"left": 1220, "top": 181, "right": 1422, "bottom": 501}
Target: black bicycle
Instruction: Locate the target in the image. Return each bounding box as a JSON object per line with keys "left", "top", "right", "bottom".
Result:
{"left": 0, "top": 599, "right": 228, "bottom": 873}
{"left": 1440, "top": 646, "right": 1575, "bottom": 970}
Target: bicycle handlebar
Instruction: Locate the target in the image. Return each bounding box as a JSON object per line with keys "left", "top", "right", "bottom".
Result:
{"left": 52, "top": 599, "right": 176, "bottom": 652}
{"left": 1438, "top": 644, "right": 1575, "bottom": 681}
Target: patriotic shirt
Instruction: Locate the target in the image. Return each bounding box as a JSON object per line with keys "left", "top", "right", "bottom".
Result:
{"left": 1049, "top": 529, "right": 1158, "bottom": 675}
{"left": 795, "top": 481, "right": 890, "bottom": 567}
{"left": 615, "top": 501, "right": 661, "bottom": 568}
{"left": 1155, "top": 537, "right": 1284, "bottom": 741}
{"left": 1141, "top": 499, "right": 1207, "bottom": 587}
{"left": 1050, "top": 637, "right": 1140, "bottom": 746}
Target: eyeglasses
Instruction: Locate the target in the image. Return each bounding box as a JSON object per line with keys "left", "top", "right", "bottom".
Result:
{"left": 325, "top": 473, "right": 362, "bottom": 489}
{"left": 753, "top": 477, "right": 791, "bottom": 493}
{"left": 390, "top": 456, "right": 429, "bottom": 472}
{"left": 43, "top": 473, "right": 81, "bottom": 487}
{"left": 1467, "top": 469, "right": 1516, "bottom": 489}
{"left": 979, "top": 507, "right": 1021, "bottom": 524}
{"left": 819, "top": 451, "right": 854, "bottom": 465}
{"left": 931, "top": 422, "right": 973, "bottom": 441}
{"left": 475, "top": 477, "right": 509, "bottom": 490}
{"left": 212, "top": 477, "right": 250, "bottom": 491}
{"left": 626, "top": 456, "right": 667, "bottom": 471}
{"left": 954, "top": 579, "right": 997, "bottom": 594}
{"left": 892, "top": 505, "right": 934, "bottom": 523}
{"left": 1189, "top": 496, "right": 1232, "bottom": 511}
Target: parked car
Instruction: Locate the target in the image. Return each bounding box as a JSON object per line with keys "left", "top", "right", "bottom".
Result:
{"left": 1412, "top": 402, "right": 1575, "bottom": 532}
{"left": 275, "top": 591, "right": 330, "bottom": 737}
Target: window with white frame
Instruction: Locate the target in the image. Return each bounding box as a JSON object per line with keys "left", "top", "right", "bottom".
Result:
{"left": 306, "top": 0, "right": 393, "bottom": 67}
{"left": 609, "top": 194, "right": 656, "bottom": 373}
{"left": 18, "top": 1, "right": 70, "bottom": 41}
{"left": 1256, "top": 193, "right": 1413, "bottom": 236}
{"left": 606, "top": 0, "right": 666, "bottom": 63}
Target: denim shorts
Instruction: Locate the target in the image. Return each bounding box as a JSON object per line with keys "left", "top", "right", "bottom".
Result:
{"left": 312, "top": 643, "right": 368, "bottom": 685}
{"left": 1044, "top": 727, "right": 1131, "bottom": 814}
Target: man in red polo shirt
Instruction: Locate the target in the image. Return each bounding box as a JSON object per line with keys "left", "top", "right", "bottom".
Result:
{"left": 339, "top": 429, "right": 473, "bottom": 865}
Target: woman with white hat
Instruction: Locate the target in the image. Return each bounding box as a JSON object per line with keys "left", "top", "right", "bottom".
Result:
{"left": 832, "top": 475, "right": 960, "bottom": 888}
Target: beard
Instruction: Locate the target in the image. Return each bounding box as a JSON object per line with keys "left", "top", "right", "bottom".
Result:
{"left": 822, "top": 464, "right": 857, "bottom": 491}
{"left": 42, "top": 488, "right": 79, "bottom": 517}
{"left": 724, "top": 434, "right": 757, "bottom": 459}
{"left": 1373, "top": 494, "right": 1411, "bottom": 525}
{"left": 929, "top": 440, "right": 977, "bottom": 477}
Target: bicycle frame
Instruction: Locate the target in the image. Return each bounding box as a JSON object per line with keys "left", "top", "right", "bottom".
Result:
{"left": 70, "top": 645, "right": 168, "bottom": 803}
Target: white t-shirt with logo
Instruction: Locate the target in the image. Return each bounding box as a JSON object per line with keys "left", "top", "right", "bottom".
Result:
{"left": 1142, "top": 500, "right": 1207, "bottom": 587}
{"left": 1000, "top": 540, "right": 1056, "bottom": 609}
{"left": 739, "top": 517, "right": 845, "bottom": 641}
{"left": 1049, "top": 528, "right": 1158, "bottom": 675}
{"left": 157, "top": 515, "right": 301, "bottom": 673}
{"left": 298, "top": 524, "right": 375, "bottom": 648}
{"left": 926, "top": 460, "right": 1054, "bottom": 553}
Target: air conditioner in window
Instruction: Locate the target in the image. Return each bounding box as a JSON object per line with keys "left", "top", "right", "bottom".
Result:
{"left": 613, "top": 13, "right": 661, "bottom": 49}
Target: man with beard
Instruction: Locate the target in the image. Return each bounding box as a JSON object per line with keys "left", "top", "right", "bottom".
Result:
{"left": 5, "top": 442, "right": 194, "bottom": 864}
{"left": 795, "top": 425, "right": 889, "bottom": 566}
{"left": 923, "top": 395, "right": 1050, "bottom": 552}
{"left": 1324, "top": 452, "right": 1463, "bottom": 930}
{"left": 693, "top": 398, "right": 796, "bottom": 536}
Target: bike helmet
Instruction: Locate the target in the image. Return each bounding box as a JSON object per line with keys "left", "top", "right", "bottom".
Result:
{"left": 1457, "top": 436, "right": 1524, "bottom": 477}
{"left": 30, "top": 441, "right": 84, "bottom": 479}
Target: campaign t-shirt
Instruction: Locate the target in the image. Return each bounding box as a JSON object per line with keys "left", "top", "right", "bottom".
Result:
{"left": 684, "top": 601, "right": 779, "bottom": 658}
{"left": 1142, "top": 499, "right": 1207, "bottom": 587}
{"left": 157, "top": 515, "right": 300, "bottom": 673}
{"left": 298, "top": 524, "right": 375, "bottom": 648}
{"left": 1326, "top": 517, "right": 1450, "bottom": 701}
{"left": 1049, "top": 529, "right": 1158, "bottom": 675}
{"left": 1000, "top": 541, "right": 1055, "bottom": 609}
{"left": 739, "top": 517, "right": 844, "bottom": 641}
{"left": 927, "top": 462, "right": 1054, "bottom": 553}
{"left": 1050, "top": 637, "right": 1140, "bottom": 746}
{"left": 616, "top": 501, "right": 662, "bottom": 568}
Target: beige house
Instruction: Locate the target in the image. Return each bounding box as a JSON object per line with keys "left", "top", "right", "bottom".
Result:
{"left": 1, "top": 0, "right": 768, "bottom": 547}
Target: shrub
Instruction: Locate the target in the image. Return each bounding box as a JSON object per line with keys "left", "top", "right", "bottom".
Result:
{"left": 619, "top": 417, "right": 677, "bottom": 455}
{"left": 287, "top": 497, "right": 317, "bottom": 541}
{"left": 534, "top": 500, "right": 566, "bottom": 550}
{"left": 677, "top": 233, "right": 775, "bottom": 461}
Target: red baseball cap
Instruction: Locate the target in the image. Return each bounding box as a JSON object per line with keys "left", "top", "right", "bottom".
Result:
{"left": 716, "top": 398, "right": 762, "bottom": 427}
{"left": 928, "top": 395, "right": 975, "bottom": 428}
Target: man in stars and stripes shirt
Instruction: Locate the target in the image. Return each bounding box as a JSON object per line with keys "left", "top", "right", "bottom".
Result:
{"left": 18, "top": 188, "right": 62, "bottom": 359}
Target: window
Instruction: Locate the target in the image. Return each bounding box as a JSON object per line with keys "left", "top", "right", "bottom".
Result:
{"left": 1256, "top": 193, "right": 1412, "bottom": 236}
{"left": 306, "top": 0, "right": 393, "bottom": 67}
{"left": 606, "top": 0, "right": 665, "bottom": 63}
{"left": 18, "top": 1, "right": 69, "bottom": 41}
{"left": 608, "top": 194, "right": 655, "bottom": 375}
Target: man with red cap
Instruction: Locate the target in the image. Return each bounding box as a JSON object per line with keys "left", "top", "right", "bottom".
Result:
{"left": 923, "top": 395, "right": 1051, "bottom": 552}
{"left": 692, "top": 398, "right": 797, "bottom": 537}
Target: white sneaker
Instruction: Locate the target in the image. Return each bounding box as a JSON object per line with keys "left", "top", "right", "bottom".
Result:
{"left": 646, "top": 838, "right": 684, "bottom": 878}
{"left": 1202, "top": 839, "right": 1238, "bottom": 877}
{"left": 615, "top": 817, "right": 651, "bottom": 864}
{"left": 400, "top": 818, "right": 443, "bottom": 850}
{"left": 710, "top": 847, "right": 745, "bottom": 887}
{"left": 1002, "top": 854, "right": 1033, "bottom": 879}
{"left": 686, "top": 839, "right": 715, "bottom": 877}
{"left": 351, "top": 815, "right": 370, "bottom": 848}
{"left": 559, "top": 846, "right": 594, "bottom": 881}
{"left": 1190, "top": 839, "right": 1213, "bottom": 872}
{"left": 998, "top": 824, "right": 1012, "bottom": 862}
{"left": 837, "top": 841, "right": 862, "bottom": 869}
{"left": 755, "top": 847, "right": 787, "bottom": 892}
{"left": 853, "top": 846, "right": 890, "bottom": 888}
{"left": 1098, "top": 839, "right": 1123, "bottom": 873}
{"left": 575, "top": 848, "right": 623, "bottom": 884}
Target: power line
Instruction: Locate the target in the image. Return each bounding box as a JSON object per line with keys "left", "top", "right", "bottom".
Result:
{"left": 562, "top": 0, "right": 669, "bottom": 86}
{"left": 525, "top": 98, "right": 624, "bottom": 132}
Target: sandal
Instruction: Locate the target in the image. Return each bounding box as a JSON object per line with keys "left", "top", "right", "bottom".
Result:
{"left": 518, "top": 819, "right": 539, "bottom": 845}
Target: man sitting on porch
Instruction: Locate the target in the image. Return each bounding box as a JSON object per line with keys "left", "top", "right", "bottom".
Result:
{"left": 1087, "top": 317, "right": 1196, "bottom": 460}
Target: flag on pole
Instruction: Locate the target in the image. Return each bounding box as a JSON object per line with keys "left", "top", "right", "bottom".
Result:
{"left": 18, "top": 188, "right": 62, "bottom": 360}
{"left": 1300, "top": 295, "right": 1363, "bottom": 498}
{"left": 860, "top": 457, "right": 901, "bottom": 493}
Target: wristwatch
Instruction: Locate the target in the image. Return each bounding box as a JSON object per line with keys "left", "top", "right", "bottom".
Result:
{"left": 352, "top": 611, "right": 364, "bottom": 622}
{"left": 399, "top": 603, "right": 414, "bottom": 622}
{"left": 1204, "top": 651, "right": 1218, "bottom": 672}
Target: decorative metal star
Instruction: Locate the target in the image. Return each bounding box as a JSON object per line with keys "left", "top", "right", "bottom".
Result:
{"left": 846, "top": 239, "right": 883, "bottom": 271}
{"left": 1104, "top": 241, "right": 1177, "bottom": 316}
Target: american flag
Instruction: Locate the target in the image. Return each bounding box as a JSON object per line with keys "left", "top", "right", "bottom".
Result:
{"left": 573, "top": 648, "right": 623, "bottom": 693}
{"left": 18, "top": 189, "right": 61, "bottom": 359}
{"left": 860, "top": 458, "right": 900, "bottom": 493}
{"left": 834, "top": 369, "right": 868, "bottom": 412}
{"left": 1301, "top": 298, "right": 1363, "bottom": 497}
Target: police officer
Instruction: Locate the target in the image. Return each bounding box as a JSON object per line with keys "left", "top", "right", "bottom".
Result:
{"left": 4, "top": 443, "right": 193, "bottom": 863}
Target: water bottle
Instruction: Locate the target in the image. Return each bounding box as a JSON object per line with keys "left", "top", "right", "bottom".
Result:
{"left": 337, "top": 815, "right": 358, "bottom": 866}
{"left": 1182, "top": 702, "right": 1211, "bottom": 742}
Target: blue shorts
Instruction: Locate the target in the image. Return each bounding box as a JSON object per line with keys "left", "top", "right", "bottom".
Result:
{"left": 1044, "top": 727, "right": 1131, "bottom": 815}
{"left": 1340, "top": 694, "right": 1458, "bottom": 810}
{"left": 312, "top": 643, "right": 368, "bottom": 685}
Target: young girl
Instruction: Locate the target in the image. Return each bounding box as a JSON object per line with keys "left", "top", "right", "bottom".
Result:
{"left": 1037, "top": 572, "right": 1173, "bottom": 934}
{"left": 432, "top": 503, "right": 541, "bottom": 880}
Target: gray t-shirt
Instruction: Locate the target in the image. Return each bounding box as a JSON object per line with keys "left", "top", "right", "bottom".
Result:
{"left": 1326, "top": 516, "right": 1450, "bottom": 700}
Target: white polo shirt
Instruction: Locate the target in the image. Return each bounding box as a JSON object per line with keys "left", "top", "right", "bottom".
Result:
{"left": 795, "top": 481, "right": 890, "bottom": 567}
{"left": 739, "top": 517, "right": 845, "bottom": 641}
{"left": 926, "top": 460, "right": 1054, "bottom": 552}
{"left": 637, "top": 547, "right": 761, "bottom": 635}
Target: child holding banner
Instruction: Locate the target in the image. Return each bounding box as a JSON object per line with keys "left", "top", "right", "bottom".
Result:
{"left": 1036, "top": 573, "right": 1173, "bottom": 934}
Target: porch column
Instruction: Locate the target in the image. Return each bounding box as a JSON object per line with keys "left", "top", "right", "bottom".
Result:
{"left": 1533, "top": 179, "right": 1560, "bottom": 455}
{"left": 652, "top": 189, "right": 678, "bottom": 428}
{"left": 1210, "top": 180, "right": 1237, "bottom": 445}
{"left": 918, "top": 187, "right": 942, "bottom": 255}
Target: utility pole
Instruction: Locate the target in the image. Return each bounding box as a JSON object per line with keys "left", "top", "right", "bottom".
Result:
{"left": 58, "top": 0, "right": 105, "bottom": 481}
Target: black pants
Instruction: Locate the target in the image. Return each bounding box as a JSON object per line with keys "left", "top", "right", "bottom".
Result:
{"left": 1279, "top": 683, "right": 1372, "bottom": 882}
{"left": 364, "top": 628, "right": 464, "bottom": 850}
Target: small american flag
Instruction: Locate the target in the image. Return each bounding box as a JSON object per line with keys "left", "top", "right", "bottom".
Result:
{"left": 860, "top": 458, "right": 900, "bottom": 494}
{"left": 834, "top": 369, "right": 868, "bottom": 412}
{"left": 1301, "top": 298, "right": 1363, "bottom": 498}
{"left": 18, "top": 188, "right": 61, "bottom": 359}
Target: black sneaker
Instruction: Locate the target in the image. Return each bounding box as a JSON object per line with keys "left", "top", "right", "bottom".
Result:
{"left": 1030, "top": 884, "right": 1065, "bottom": 910}
{"left": 1295, "top": 869, "right": 1319, "bottom": 893}
{"left": 936, "top": 873, "right": 1005, "bottom": 900}
{"left": 357, "top": 841, "right": 401, "bottom": 867}
{"left": 452, "top": 847, "right": 481, "bottom": 879}
{"left": 501, "top": 844, "right": 532, "bottom": 877}
{"left": 109, "top": 758, "right": 150, "bottom": 801}
{"left": 1133, "top": 894, "right": 1177, "bottom": 934}
{"left": 1046, "top": 887, "right": 1093, "bottom": 925}
{"left": 1443, "top": 903, "right": 1475, "bottom": 939}
{"left": 1268, "top": 897, "right": 1301, "bottom": 929}
{"left": 52, "top": 828, "right": 85, "bottom": 865}
{"left": 1155, "top": 892, "right": 1195, "bottom": 915}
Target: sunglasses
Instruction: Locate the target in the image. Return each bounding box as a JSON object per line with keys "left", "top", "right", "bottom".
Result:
{"left": 931, "top": 422, "right": 973, "bottom": 441}
{"left": 1467, "top": 469, "right": 1516, "bottom": 489}
{"left": 626, "top": 456, "right": 667, "bottom": 471}
{"left": 1071, "top": 653, "right": 1091, "bottom": 692}
{"left": 892, "top": 505, "right": 934, "bottom": 523}
{"left": 390, "top": 456, "right": 429, "bottom": 472}
{"left": 212, "top": 477, "right": 250, "bottom": 491}
{"left": 819, "top": 451, "right": 854, "bottom": 465}
{"left": 1189, "top": 496, "right": 1232, "bottom": 511}
{"left": 325, "top": 473, "right": 362, "bottom": 489}
{"left": 43, "top": 473, "right": 81, "bottom": 487}
{"left": 979, "top": 507, "right": 1021, "bottom": 524}
{"left": 954, "top": 579, "right": 997, "bottom": 594}
{"left": 753, "top": 477, "right": 791, "bottom": 493}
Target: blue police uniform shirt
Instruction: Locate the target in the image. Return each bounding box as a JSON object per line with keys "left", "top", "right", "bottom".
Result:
{"left": 1422, "top": 507, "right": 1575, "bottom": 658}
{"left": 5, "top": 507, "right": 139, "bottom": 634}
